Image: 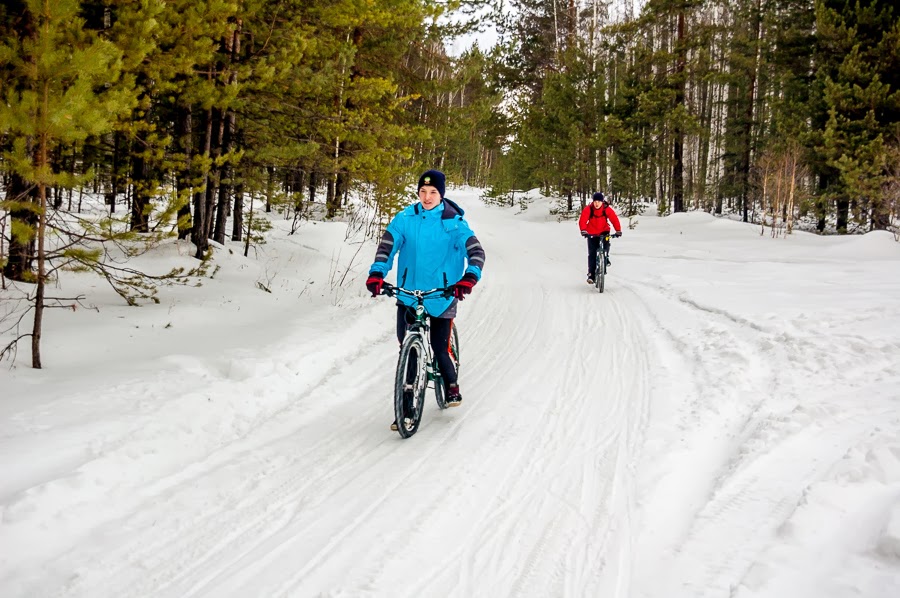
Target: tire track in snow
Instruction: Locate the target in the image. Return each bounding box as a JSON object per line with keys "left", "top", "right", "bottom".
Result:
{"left": 662, "top": 409, "right": 890, "bottom": 598}
{"left": 52, "top": 337, "right": 402, "bottom": 598}
{"left": 397, "top": 269, "right": 651, "bottom": 598}
{"left": 263, "top": 288, "right": 557, "bottom": 598}
{"left": 344, "top": 280, "right": 560, "bottom": 598}
{"left": 33, "top": 204, "right": 654, "bottom": 598}
{"left": 619, "top": 274, "right": 896, "bottom": 598}
{"left": 151, "top": 274, "right": 555, "bottom": 597}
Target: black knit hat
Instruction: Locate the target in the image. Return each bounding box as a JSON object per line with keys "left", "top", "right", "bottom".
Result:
{"left": 592, "top": 192, "right": 605, "bottom": 203}
{"left": 418, "top": 170, "right": 446, "bottom": 198}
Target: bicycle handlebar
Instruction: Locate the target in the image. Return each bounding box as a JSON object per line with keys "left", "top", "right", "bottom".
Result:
{"left": 381, "top": 282, "right": 452, "bottom": 300}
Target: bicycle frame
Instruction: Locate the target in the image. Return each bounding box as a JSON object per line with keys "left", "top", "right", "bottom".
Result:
{"left": 588, "top": 234, "right": 612, "bottom": 293}
{"left": 382, "top": 283, "right": 456, "bottom": 436}
{"left": 383, "top": 283, "right": 449, "bottom": 373}
{"left": 592, "top": 233, "right": 611, "bottom": 264}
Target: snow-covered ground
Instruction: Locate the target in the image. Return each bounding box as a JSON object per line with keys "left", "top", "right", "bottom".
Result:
{"left": 2, "top": 188, "right": 899, "bottom": 597}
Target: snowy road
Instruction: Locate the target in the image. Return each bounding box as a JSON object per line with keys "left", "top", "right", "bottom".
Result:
{"left": 2, "top": 191, "right": 899, "bottom": 597}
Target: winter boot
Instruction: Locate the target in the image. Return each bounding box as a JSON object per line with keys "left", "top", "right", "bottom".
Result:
{"left": 446, "top": 383, "right": 462, "bottom": 407}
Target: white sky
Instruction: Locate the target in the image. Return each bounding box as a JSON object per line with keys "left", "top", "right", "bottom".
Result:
{"left": 445, "top": 0, "right": 647, "bottom": 57}
{"left": 446, "top": 2, "right": 501, "bottom": 57}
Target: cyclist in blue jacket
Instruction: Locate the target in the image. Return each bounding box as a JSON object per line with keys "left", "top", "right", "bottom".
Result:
{"left": 365, "top": 170, "right": 485, "bottom": 426}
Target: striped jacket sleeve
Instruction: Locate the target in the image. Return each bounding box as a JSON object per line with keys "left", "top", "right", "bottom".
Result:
{"left": 369, "top": 217, "right": 404, "bottom": 277}
{"left": 464, "top": 234, "right": 485, "bottom": 280}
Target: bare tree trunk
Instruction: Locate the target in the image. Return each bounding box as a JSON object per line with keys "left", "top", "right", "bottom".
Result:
{"left": 130, "top": 139, "right": 151, "bottom": 232}
{"left": 308, "top": 170, "right": 317, "bottom": 204}
{"left": 214, "top": 22, "right": 241, "bottom": 244}
{"left": 244, "top": 192, "right": 254, "bottom": 257}
{"left": 670, "top": 8, "right": 686, "bottom": 213}
{"left": 193, "top": 108, "right": 213, "bottom": 259}
{"left": 786, "top": 153, "right": 797, "bottom": 234}
{"left": 231, "top": 181, "right": 244, "bottom": 241}
{"left": 325, "top": 175, "right": 335, "bottom": 214}
{"left": 697, "top": 71, "right": 712, "bottom": 210}
{"left": 213, "top": 109, "right": 232, "bottom": 244}
{"left": 773, "top": 155, "right": 783, "bottom": 236}
{"left": 204, "top": 107, "right": 224, "bottom": 241}
{"left": 33, "top": 181, "right": 46, "bottom": 369}
{"left": 835, "top": 195, "right": 849, "bottom": 232}
{"left": 741, "top": 0, "right": 762, "bottom": 223}
{"left": 66, "top": 143, "right": 75, "bottom": 211}
{"left": 174, "top": 105, "right": 192, "bottom": 239}
{"left": 265, "top": 165, "right": 275, "bottom": 212}
{"left": 32, "top": 84, "right": 52, "bottom": 369}
{"left": 50, "top": 146, "right": 62, "bottom": 210}
{"left": 109, "top": 131, "right": 121, "bottom": 213}
{"left": 335, "top": 163, "right": 348, "bottom": 211}
{"left": 552, "top": 0, "right": 560, "bottom": 57}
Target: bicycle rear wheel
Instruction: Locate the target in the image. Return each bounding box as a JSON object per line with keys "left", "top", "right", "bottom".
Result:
{"left": 598, "top": 250, "right": 606, "bottom": 293}
{"left": 394, "top": 333, "right": 427, "bottom": 438}
{"left": 434, "top": 323, "right": 461, "bottom": 409}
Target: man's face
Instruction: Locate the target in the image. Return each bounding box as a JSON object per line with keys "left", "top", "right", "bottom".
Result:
{"left": 419, "top": 185, "right": 442, "bottom": 209}
{"left": 593, "top": 199, "right": 603, "bottom": 208}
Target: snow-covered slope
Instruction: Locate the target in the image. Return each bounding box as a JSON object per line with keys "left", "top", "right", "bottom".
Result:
{"left": 2, "top": 189, "right": 898, "bottom": 597}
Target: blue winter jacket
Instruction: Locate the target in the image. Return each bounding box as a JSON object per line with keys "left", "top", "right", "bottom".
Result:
{"left": 369, "top": 198, "right": 485, "bottom": 317}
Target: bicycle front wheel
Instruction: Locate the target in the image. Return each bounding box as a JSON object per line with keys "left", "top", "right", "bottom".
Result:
{"left": 434, "top": 323, "right": 461, "bottom": 410}
{"left": 394, "top": 333, "right": 427, "bottom": 438}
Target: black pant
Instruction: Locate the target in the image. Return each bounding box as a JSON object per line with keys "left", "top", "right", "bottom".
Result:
{"left": 397, "top": 306, "right": 458, "bottom": 385}
{"left": 586, "top": 235, "right": 609, "bottom": 276}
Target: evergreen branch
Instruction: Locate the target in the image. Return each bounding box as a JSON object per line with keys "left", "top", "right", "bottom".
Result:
{"left": 63, "top": 251, "right": 207, "bottom": 307}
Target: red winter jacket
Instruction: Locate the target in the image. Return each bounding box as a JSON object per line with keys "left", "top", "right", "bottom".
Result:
{"left": 578, "top": 202, "right": 621, "bottom": 236}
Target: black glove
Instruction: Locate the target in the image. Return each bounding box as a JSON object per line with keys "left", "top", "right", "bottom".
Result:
{"left": 580, "top": 230, "right": 588, "bottom": 237}
{"left": 614, "top": 231, "right": 622, "bottom": 238}
{"left": 365, "top": 272, "right": 384, "bottom": 297}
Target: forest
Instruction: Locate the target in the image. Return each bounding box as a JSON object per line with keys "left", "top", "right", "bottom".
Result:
{"left": 1, "top": 0, "right": 899, "bottom": 367}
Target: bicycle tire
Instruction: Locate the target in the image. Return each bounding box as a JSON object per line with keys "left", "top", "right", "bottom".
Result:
{"left": 394, "top": 333, "right": 427, "bottom": 438}
{"left": 434, "top": 323, "right": 461, "bottom": 410}
{"left": 598, "top": 248, "right": 606, "bottom": 293}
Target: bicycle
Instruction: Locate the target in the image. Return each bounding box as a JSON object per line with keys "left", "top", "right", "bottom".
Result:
{"left": 588, "top": 233, "right": 613, "bottom": 293}
{"left": 381, "top": 283, "right": 461, "bottom": 438}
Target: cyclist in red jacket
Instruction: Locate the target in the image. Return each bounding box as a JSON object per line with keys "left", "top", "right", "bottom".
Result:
{"left": 578, "top": 192, "right": 622, "bottom": 284}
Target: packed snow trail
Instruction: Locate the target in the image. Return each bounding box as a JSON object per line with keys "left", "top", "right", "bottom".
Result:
{"left": 2, "top": 190, "right": 899, "bottom": 597}
{"left": 103, "top": 212, "right": 646, "bottom": 598}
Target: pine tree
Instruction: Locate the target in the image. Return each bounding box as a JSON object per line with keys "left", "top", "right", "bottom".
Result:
{"left": 0, "top": 0, "right": 137, "bottom": 367}
{"left": 813, "top": 0, "right": 900, "bottom": 232}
